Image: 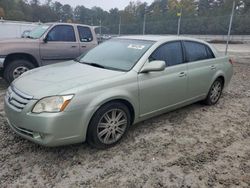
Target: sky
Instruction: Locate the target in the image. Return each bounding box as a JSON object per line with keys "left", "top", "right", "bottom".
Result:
{"left": 41, "top": 0, "right": 155, "bottom": 11}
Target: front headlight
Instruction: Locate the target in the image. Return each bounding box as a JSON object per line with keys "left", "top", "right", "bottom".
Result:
{"left": 32, "top": 95, "right": 74, "bottom": 113}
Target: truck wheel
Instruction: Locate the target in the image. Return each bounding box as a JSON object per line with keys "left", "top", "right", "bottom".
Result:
{"left": 3, "top": 59, "right": 35, "bottom": 83}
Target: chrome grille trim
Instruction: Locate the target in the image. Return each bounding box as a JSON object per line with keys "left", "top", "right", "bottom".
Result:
{"left": 11, "top": 85, "right": 33, "bottom": 100}
{"left": 6, "top": 85, "right": 33, "bottom": 111}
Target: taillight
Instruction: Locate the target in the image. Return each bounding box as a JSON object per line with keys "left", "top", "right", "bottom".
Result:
{"left": 229, "top": 58, "right": 234, "bottom": 65}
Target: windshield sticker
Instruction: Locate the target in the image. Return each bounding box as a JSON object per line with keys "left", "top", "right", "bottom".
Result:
{"left": 128, "top": 44, "right": 145, "bottom": 50}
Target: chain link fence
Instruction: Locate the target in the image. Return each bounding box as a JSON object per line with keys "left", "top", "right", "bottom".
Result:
{"left": 99, "top": 14, "right": 250, "bottom": 43}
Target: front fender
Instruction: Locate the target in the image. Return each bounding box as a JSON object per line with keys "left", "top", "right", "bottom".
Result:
{"left": 78, "top": 88, "right": 139, "bottom": 142}
{"left": 88, "top": 88, "right": 139, "bottom": 120}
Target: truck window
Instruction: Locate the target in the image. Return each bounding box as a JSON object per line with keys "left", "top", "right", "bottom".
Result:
{"left": 77, "top": 26, "right": 93, "bottom": 42}
{"left": 47, "top": 25, "right": 76, "bottom": 42}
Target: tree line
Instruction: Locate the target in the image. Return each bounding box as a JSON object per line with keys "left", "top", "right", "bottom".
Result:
{"left": 0, "top": 0, "right": 249, "bottom": 35}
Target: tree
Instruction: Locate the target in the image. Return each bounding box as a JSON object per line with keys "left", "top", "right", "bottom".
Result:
{"left": 61, "top": 4, "right": 73, "bottom": 22}
{"left": 0, "top": 0, "right": 249, "bottom": 35}
{"left": 198, "top": 0, "right": 211, "bottom": 16}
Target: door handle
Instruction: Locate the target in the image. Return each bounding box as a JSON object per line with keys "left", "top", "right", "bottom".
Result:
{"left": 210, "top": 65, "right": 216, "bottom": 70}
{"left": 179, "top": 72, "right": 186, "bottom": 77}
{"left": 71, "top": 45, "right": 77, "bottom": 48}
{"left": 81, "top": 45, "right": 86, "bottom": 48}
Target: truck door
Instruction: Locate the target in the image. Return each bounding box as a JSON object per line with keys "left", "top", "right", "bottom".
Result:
{"left": 40, "top": 25, "right": 80, "bottom": 65}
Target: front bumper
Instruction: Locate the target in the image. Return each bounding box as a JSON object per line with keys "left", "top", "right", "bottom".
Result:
{"left": 4, "top": 96, "right": 86, "bottom": 147}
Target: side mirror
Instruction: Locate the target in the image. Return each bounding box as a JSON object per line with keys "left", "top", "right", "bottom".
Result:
{"left": 43, "top": 35, "right": 48, "bottom": 43}
{"left": 140, "top": 60, "right": 166, "bottom": 73}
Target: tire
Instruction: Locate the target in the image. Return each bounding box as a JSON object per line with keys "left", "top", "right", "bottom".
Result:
{"left": 87, "top": 102, "right": 131, "bottom": 149}
{"left": 3, "top": 59, "right": 35, "bottom": 83}
{"left": 204, "top": 78, "right": 223, "bottom": 105}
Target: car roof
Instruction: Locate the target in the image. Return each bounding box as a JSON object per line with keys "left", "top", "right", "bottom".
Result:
{"left": 46, "top": 22, "right": 92, "bottom": 27}
{"left": 117, "top": 35, "right": 207, "bottom": 43}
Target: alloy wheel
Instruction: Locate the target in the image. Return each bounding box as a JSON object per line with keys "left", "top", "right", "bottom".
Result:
{"left": 97, "top": 109, "right": 128, "bottom": 145}
{"left": 210, "top": 80, "right": 222, "bottom": 103}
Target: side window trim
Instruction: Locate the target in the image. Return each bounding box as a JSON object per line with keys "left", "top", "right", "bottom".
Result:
{"left": 46, "top": 25, "right": 76, "bottom": 42}
{"left": 206, "top": 46, "right": 215, "bottom": 59}
{"left": 149, "top": 40, "right": 185, "bottom": 67}
{"left": 180, "top": 40, "right": 187, "bottom": 63}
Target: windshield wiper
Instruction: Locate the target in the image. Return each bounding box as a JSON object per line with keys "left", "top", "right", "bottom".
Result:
{"left": 79, "top": 61, "right": 125, "bottom": 72}
{"left": 81, "top": 62, "right": 105, "bottom": 69}
{"left": 74, "top": 58, "right": 80, "bottom": 63}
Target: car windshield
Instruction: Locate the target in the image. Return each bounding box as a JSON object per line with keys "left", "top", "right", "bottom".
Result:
{"left": 79, "top": 39, "right": 154, "bottom": 71}
{"left": 28, "top": 24, "right": 51, "bottom": 39}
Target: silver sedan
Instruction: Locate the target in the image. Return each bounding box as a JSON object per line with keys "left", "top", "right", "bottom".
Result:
{"left": 4, "top": 36, "right": 233, "bottom": 148}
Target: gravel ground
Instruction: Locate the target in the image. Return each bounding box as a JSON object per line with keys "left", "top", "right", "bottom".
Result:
{"left": 0, "top": 54, "right": 250, "bottom": 188}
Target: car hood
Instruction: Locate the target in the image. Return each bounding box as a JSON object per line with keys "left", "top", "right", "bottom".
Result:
{"left": 13, "top": 61, "right": 125, "bottom": 99}
{"left": 0, "top": 38, "right": 38, "bottom": 43}
{"left": 0, "top": 38, "right": 39, "bottom": 53}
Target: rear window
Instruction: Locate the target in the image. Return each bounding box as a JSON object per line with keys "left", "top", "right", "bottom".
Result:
{"left": 184, "top": 41, "right": 214, "bottom": 62}
{"left": 77, "top": 26, "right": 93, "bottom": 42}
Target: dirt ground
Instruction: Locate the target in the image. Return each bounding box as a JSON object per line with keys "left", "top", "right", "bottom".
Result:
{"left": 0, "top": 45, "right": 250, "bottom": 187}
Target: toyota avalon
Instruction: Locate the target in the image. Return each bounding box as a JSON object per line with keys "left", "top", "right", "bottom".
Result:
{"left": 4, "top": 36, "right": 233, "bottom": 149}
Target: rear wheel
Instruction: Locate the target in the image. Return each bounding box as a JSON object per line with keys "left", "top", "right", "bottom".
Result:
{"left": 204, "top": 78, "right": 223, "bottom": 105}
{"left": 87, "top": 102, "right": 131, "bottom": 149}
{"left": 3, "top": 59, "right": 35, "bottom": 83}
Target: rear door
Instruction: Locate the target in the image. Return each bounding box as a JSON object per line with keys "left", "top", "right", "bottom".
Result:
{"left": 138, "top": 41, "right": 188, "bottom": 116}
{"left": 183, "top": 41, "right": 216, "bottom": 99}
{"left": 77, "top": 26, "right": 98, "bottom": 55}
{"left": 40, "top": 25, "right": 80, "bottom": 65}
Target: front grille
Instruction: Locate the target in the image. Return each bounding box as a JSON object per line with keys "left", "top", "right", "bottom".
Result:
{"left": 5, "top": 85, "right": 33, "bottom": 112}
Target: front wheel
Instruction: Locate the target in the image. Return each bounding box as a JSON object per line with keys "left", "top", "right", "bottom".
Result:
{"left": 204, "top": 78, "right": 223, "bottom": 105}
{"left": 87, "top": 102, "right": 131, "bottom": 149}
{"left": 3, "top": 59, "right": 35, "bottom": 83}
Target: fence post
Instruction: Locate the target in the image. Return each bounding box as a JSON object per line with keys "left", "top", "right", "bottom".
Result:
{"left": 177, "top": 8, "right": 182, "bottom": 35}
{"left": 99, "top": 19, "right": 102, "bottom": 36}
{"left": 118, "top": 16, "right": 121, "bottom": 36}
{"left": 143, "top": 13, "right": 146, "bottom": 35}
{"left": 225, "top": 1, "right": 235, "bottom": 55}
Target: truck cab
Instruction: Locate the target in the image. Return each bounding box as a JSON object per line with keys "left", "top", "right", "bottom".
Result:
{"left": 0, "top": 23, "right": 98, "bottom": 83}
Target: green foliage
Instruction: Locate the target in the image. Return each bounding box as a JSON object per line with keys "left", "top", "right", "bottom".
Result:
{"left": 0, "top": 0, "right": 249, "bottom": 34}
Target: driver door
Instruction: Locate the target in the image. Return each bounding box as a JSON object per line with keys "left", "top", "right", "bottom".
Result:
{"left": 40, "top": 25, "right": 80, "bottom": 65}
{"left": 138, "top": 41, "right": 188, "bottom": 117}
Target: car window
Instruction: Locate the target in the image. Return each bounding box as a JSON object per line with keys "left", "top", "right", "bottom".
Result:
{"left": 28, "top": 24, "right": 51, "bottom": 39}
{"left": 149, "top": 41, "right": 184, "bottom": 66}
{"left": 77, "top": 26, "right": 93, "bottom": 42}
{"left": 47, "top": 25, "right": 76, "bottom": 42}
{"left": 184, "top": 41, "right": 213, "bottom": 62}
